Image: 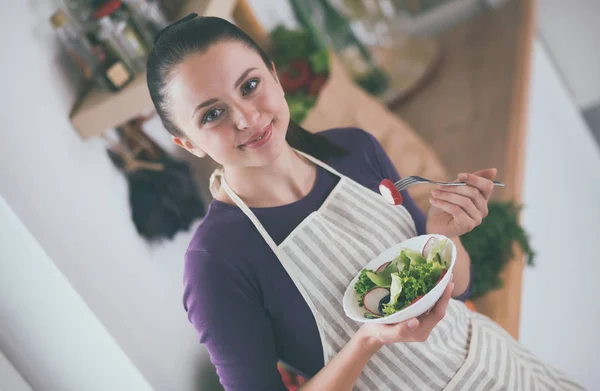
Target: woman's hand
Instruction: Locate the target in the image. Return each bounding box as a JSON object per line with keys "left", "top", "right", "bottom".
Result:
{"left": 426, "top": 169, "right": 497, "bottom": 238}
{"left": 356, "top": 280, "right": 454, "bottom": 351}
{"left": 301, "top": 282, "right": 454, "bottom": 390}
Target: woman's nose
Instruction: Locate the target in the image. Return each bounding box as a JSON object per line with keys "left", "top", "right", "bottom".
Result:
{"left": 233, "top": 102, "right": 259, "bottom": 130}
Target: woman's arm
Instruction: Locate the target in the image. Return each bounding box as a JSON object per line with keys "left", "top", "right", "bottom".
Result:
{"left": 447, "top": 237, "right": 471, "bottom": 297}
{"left": 365, "top": 130, "right": 472, "bottom": 298}
{"left": 425, "top": 170, "right": 498, "bottom": 298}
{"left": 185, "top": 249, "right": 454, "bottom": 391}
{"left": 301, "top": 281, "right": 454, "bottom": 391}
{"left": 184, "top": 251, "right": 289, "bottom": 391}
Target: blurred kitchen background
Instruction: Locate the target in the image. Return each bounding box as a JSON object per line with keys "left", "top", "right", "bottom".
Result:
{"left": 1, "top": 0, "right": 599, "bottom": 390}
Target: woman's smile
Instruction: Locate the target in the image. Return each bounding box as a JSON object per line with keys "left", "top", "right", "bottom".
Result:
{"left": 239, "top": 121, "right": 273, "bottom": 149}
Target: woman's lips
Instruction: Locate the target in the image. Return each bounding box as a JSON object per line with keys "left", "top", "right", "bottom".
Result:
{"left": 241, "top": 122, "right": 273, "bottom": 149}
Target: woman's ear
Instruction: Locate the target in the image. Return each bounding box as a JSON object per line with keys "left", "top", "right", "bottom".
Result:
{"left": 172, "top": 136, "right": 206, "bottom": 158}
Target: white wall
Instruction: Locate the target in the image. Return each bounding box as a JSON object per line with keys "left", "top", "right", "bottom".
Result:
{"left": 536, "top": 0, "right": 600, "bottom": 110}
{"left": 519, "top": 40, "right": 600, "bottom": 390}
{"left": 0, "top": 196, "right": 153, "bottom": 391}
{"left": 0, "top": 2, "right": 222, "bottom": 390}
{"left": 0, "top": 348, "right": 33, "bottom": 391}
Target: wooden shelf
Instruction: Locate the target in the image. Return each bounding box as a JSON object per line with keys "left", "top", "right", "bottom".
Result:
{"left": 70, "top": 0, "right": 241, "bottom": 139}
{"left": 393, "top": 0, "right": 535, "bottom": 339}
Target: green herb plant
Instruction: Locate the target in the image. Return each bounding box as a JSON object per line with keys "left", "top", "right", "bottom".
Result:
{"left": 461, "top": 201, "right": 535, "bottom": 299}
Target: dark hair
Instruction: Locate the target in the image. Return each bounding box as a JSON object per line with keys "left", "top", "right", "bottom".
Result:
{"left": 146, "top": 14, "right": 347, "bottom": 161}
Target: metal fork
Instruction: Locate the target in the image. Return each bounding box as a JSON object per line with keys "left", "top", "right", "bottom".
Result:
{"left": 394, "top": 176, "right": 506, "bottom": 192}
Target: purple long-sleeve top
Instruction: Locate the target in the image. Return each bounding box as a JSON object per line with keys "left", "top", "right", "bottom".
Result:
{"left": 183, "top": 128, "right": 471, "bottom": 391}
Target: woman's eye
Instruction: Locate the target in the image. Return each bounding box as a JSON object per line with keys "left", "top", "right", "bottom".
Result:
{"left": 202, "top": 108, "right": 224, "bottom": 124}
{"left": 241, "top": 78, "right": 259, "bottom": 96}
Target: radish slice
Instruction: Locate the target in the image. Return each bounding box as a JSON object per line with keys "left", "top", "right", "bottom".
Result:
{"left": 363, "top": 287, "right": 391, "bottom": 315}
{"left": 379, "top": 179, "right": 403, "bottom": 205}
{"left": 422, "top": 237, "right": 436, "bottom": 258}
{"left": 376, "top": 261, "right": 391, "bottom": 273}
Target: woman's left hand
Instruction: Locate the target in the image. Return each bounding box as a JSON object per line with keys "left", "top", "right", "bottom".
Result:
{"left": 426, "top": 168, "right": 497, "bottom": 238}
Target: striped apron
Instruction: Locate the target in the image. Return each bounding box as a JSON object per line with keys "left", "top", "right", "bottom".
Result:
{"left": 212, "top": 150, "right": 584, "bottom": 391}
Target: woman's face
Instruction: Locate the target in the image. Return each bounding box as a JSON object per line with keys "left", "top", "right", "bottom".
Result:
{"left": 167, "top": 40, "right": 291, "bottom": 168}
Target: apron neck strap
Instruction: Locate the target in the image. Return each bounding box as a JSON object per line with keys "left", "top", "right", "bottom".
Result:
{"left": 210, "top": 149, "right": 344, "bottom": 252}
{"left": 293, "top": 149, "right": 346, "bottom": 178}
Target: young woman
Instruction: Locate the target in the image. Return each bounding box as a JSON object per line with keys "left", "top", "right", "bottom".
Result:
{"left": 146, "top": 14, "right": 583, "bottom": 391}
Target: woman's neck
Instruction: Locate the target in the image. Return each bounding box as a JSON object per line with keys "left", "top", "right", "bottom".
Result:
{"left": 219, "top": 146, "right": 317, "bottom": 208}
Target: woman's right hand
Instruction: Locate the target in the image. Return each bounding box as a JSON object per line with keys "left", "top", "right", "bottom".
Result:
{"left": 356, "top": 280, "right": 454, "bottom": 350}
{"left": 298, "top": 280, "right": 454, "bottom": 390}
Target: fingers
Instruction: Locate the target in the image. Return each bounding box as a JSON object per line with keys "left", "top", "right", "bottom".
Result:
{"left": 471, "top": 168, "right": 497, "bottom": 180}
{"left": 434, "top": 185, "right": 488, "bottom": 220}
{"left": 379, "top": 318, "right": 420, "bottom": 343}
{"left": 431, "top": 189, "right": 483, "bottom": 223}
{"left": 417, "top": 281, "right": 454, "bottom": 332}
{"left": 429, "top": 197, "right": 477, "bottom": 231}
{"left": 393, "top": 281, "right": 454, "bottom": 343}
{"left": 458, "top": 169, "right": 497, "bottom": 200}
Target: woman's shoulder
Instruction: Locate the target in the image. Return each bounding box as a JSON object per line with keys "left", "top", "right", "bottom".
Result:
{"left": 317, "top": 127, "right": 379, "bottom": 151}
{"left": 185, "top": 203, "right": 262, "bottom": 261}
{"left": 315, "top": 127, "right": 389, "bottom": 181}
{"left": 183, "top": 206, "right": 265, "bottom": 295}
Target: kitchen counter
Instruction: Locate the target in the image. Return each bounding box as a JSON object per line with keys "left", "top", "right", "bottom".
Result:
{"left": 392, "top": 0, "right": 535, "bottom": 339}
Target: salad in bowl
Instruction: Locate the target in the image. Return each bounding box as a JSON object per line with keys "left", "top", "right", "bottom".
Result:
{"left": 342, "top": 235, "right": 456, "bottom": 324}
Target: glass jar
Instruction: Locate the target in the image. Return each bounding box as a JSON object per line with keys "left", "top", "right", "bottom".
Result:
{"left": 123, "top": 0, "right": 169, "bottom": 48}
{"left": 93, "top": 0, "right": 148, "bottom": 73}
{"left": 51, "top": 9, "right": 134, "bottom": 92}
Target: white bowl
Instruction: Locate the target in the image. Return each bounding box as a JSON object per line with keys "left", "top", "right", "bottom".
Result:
{"left": 342, "top": 234, "right": 456, "bottom": 324}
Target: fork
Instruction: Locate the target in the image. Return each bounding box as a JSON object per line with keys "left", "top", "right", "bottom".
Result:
{"left": 394, "top": 176, "right": 506, "bottom": 192}
{"left": 379, "top": 176, "right": 506, "bottom": 205}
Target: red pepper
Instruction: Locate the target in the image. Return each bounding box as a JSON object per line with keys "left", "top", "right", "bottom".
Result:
{"left": 307, "top": 74, "right": 328, "bottom": 96}
{"left": 279, "top": 59, "right": 313, "bottom": 94}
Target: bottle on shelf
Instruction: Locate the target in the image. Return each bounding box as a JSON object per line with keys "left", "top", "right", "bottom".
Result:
{"left": 93, "top": 0, "right": 149, "bottom": 74}
{"left": 123, "top": 0, "right": 169, "bottom": 48}
{"left": 54, "top": 0, "right": 96, "bottom": 33}
{"left": 50, "top": 8, "right": 134, "bottom": 92}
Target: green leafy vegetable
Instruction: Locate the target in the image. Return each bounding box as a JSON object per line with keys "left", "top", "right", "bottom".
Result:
{"left": 270, "top": 26, "right": 313, "bottom": 66}
{"left": 382, "top": 259, "right": 445, "bottom": 316}
{"left": 355, "top": 68, "right": 389, "bottom": 95}
{"left": 354, "top": 268, "right": 376, "bottom": 306}
{"left": 401, "top": 248, "right": 426, "bottom": 266}
{"left": 309, "top": 49, "right": 330, "bottom": 74}
{"left": 461, "top": 202, "right": 535, "bottom": 299}
{"left": 355, "top": 239, "right": 450, "bottom": 318}
{"left": 388, "top": 272, "right": 403, "bottom": 307}
{"left": 286, "top": 92, "right": 316, "bottom": 123}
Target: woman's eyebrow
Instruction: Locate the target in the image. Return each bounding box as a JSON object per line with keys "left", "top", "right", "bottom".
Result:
{"left": 191, "top": 68, "right": 258, "bottom": 119}
{"left": 192, "top": 98, "right": 218, "bottom": 119}
{"left": 234, "top": 67, "right": 257, "bottom": 88}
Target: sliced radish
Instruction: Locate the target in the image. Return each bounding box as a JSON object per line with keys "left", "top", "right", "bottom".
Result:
{"left": 363, "top": 287, "right": 390, "bottom": 315}
{"left": 376, "top": 261, "right": 391, "bottom": 273}
{"left": 379, "top": 179, "right": 403, "bottom": 205}
{"left": 422, "top": 237, "right": 436, "bottom": 258}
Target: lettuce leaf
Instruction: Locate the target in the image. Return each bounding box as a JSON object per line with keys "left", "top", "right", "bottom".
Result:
{"left": 354, "top": 268, "right": 376, "bottom": 306}
{"left": 382, "top": 256, "right": 448, "bottom": 316}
